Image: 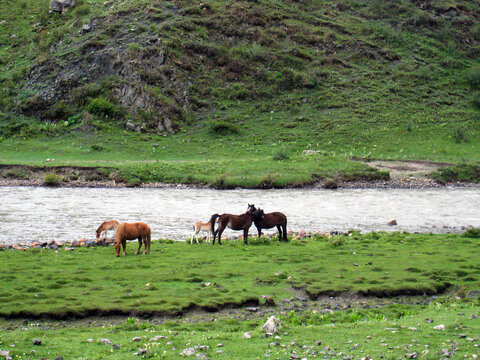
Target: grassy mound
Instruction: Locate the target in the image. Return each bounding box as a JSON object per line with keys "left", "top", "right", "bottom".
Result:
{"left": 0, "top": 232, "right": 479, "bottom": 318}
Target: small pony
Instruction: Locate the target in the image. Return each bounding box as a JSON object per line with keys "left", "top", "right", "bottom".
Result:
{"left": 247, "top": 204, "right": 288, "bottom": 242}
{"left": 191, "top": 215, "right": 218, "bottom": 244}
{"left": 114, "top": 222, "right": 151, "bottom": 257}
{"left": 96, "top": 220, "right": 120, "bottom": 239}
{"left": 210, "top": 210, "right": 264, "bottom": 245}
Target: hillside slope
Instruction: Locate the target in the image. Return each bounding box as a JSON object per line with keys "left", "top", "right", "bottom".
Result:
{"left": 0, "top": 0, "right": 479, "bottom": 186}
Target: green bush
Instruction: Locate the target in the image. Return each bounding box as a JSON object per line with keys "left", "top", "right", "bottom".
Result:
{"left": 272, "top": 149, "right": 289, "bottom": 161}
{"left": 86, "top": 97, "right": 117, "bottom": 118}
{"left": 43, "top": 173, "right": 62, "bottom": 186}
{"left": 209, "top": 121, "right": 240, "bottom": 135}
{"left": 467, "top": 67, "right": 480, "bottom": 89}
{"left": 4, "top": 168, "right": 29, "bottom": 179}
{"left": 463, "top": 228, "right": 480, "bottom": 238}
{"left": 432, "top": 163, "right": 480, "bottom": 183}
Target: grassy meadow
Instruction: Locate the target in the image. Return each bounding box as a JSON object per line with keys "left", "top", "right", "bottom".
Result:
{"left": 0, "top": 232, "right": 480, "bottom": 358}
{"left": 1, "top": 0, "right": 480, "bottom": 186}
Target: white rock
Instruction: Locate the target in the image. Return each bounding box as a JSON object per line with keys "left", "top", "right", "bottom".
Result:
{"left": 243, "top": 332, "right": 252, "bottom": 339}
{"left": 433, "top": 324, "right": 446, "bottom": 331}
{"left": 262, "top": 316, "right": 282, "bottom": 334}
{"left": 180, "top": 347, "right": 195, "bottom": 356}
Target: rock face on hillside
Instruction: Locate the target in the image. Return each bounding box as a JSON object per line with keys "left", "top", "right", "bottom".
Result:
{"left": 21, "top": 14, "right": 190, "bottom": 134}
{"left": 50, "top": 0, "right": 75, "bottom": 12}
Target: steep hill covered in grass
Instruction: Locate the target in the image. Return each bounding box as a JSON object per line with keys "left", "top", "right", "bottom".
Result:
{"left": 0, "top": 0, "right": 479, "bottom": 186}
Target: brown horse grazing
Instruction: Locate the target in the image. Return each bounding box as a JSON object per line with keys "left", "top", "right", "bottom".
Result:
{"left": 114, "top": 222, "right": 151, "bottom": 257}
{"left": 210, "top": 210, "right": 264, "bottom": 245}
{"left": 96, "top": 220, "right": 120, "bottom": 239}
{"left": 247, "top": 204, "right": 288, "bottom": 242}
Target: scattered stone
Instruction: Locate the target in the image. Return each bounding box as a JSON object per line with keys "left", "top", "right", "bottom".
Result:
{"left": 86, "top": 339, "right": 94, "bottom": 343}
{"left": 290, "top": 354, "right": 301, "bottom": 359}
{"left": 0, "top": 350, "right": 9, "bottom": 357}
{"left": 387, "top": 219, "right": 397, "bottom": 226}
{"left": 246, "top": 307, "right": 258, "bottom": 312}
{"left": 33, "top": 339, "right": 42, "bottom": 345}
{"left": 81, "top": 23, "right": 91, "bottom": 32}
{"left": 470, "top": 314, "right": 478, "bottom": 319}
{"left": 55, "top": 357, "right": 63, "bottom": 360}
{"left": 180, "top": 347, "right": 195, "bottom": 356}
{"left": 216, "top": 343, "right": 223, "bottom": 347}
{"left": 315, "top": 340, "right": 322, "bottom": 345}
{"left": 137, "top": 348, "right": 147, "bottom": 355}
{"left": 243, "top": 332, "right": 252, "bottom": 339}
{"left": 262, "top": 316, "right": 282, "bottom": 335}
{"left": 100, "top": 339, "right": 112, "bottom": 345}
{"left": 132, "top": 337, "right": 141, "bottom": 342}
{"left": 408, "top": 327, "right": 418, "bottom": 331}
{"left": 433, "top": 324, "right": 446, "bottom": 331}
{"left": 425, "top": 319, "right": 434, "bottom": 323}
{"left": 405, "top": 352, "right": 418, "bottom": 359}
{"left": 49, "top": 0, "right": 75, "bottom": 12}
{"left": 149, "top": 335, "right": 168, "bottom": 341}
{"left": 459, "top": 334, "right": 467, "bottom": 338}
{"left": 112, "top": 344, "right": 120, "bottom": 349}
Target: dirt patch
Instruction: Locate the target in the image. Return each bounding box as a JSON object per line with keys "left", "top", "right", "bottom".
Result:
{"left": 356, "top": 159, "right": 452, "bottom": 180}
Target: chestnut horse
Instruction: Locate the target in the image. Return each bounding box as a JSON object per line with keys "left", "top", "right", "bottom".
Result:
{"left": 211, "top": 211, "right": 264, "bottom": 245}
{"left": 114, "top": 222, "right": 151, "bottom": 257}
{"left": 96, "top": 220, "right": 120, "bottom": 239}
{"left": 247, "top": 204, "right": 288, "bottom": 242}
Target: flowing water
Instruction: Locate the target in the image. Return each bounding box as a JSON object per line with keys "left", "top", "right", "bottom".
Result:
{"left": 0, "top": 186, "right": 479, "bottom": 245}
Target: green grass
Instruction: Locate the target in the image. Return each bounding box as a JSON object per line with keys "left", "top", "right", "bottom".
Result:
{"left": 0, "top": 232, "right": 479, "bottom": 317}
{"left": 1, "top": 232, "right": 479, "bottom": 358}
{"left": 0, "top": 299, "right": 479, "bottom": 359}
{"left": 1, "top": 0, "right": 480, "bottom": 185}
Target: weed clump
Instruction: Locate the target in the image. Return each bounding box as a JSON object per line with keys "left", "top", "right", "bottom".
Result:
{"left": 43, "top": 173, "right": 62, "bottom": 186}
{"left": 463, "top": 228, "right": 480, "bottom": 238}
{"left": 86, "top": 97, "right": 118, "bottom": 118}
{"left": 209, "top": 121, "right": 240, "bottom": 135}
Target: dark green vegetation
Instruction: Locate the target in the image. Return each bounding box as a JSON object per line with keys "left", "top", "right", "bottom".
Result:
{"left": 1, "top": 232, "right": 480, "bottom": 359}
{"left": 1, "top": 0, "right": 480, "bottom": 186}
{"left": 1, "top": 232, "right": 479, "bottom": 316}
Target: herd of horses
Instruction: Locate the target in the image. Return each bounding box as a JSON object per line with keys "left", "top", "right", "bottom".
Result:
{"left": 96, "top": 204, "right": 287, "bottom": 257}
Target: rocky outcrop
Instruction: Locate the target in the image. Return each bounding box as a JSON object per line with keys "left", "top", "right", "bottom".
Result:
{"left": 50, "top": 0, "right": 75, "bottom": 12}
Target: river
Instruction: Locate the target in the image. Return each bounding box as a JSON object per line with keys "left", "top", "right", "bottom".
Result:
{"left": 0, "top": 186, "right": 478, "bottom": 245}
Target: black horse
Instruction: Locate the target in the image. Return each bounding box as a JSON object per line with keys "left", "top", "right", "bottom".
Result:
{"left": 209, "top": 209, "right": 264, "bottom": 245}
{"left": 247, "top": 204, "right": 288, "bottom": 242}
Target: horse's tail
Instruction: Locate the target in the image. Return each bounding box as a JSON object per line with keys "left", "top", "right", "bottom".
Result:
{"left": 210, "top": 214, "right": 220, "bottom": 234}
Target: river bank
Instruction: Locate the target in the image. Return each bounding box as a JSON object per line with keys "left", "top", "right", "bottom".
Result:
{"left": 1, "top": 162, "right": 478, "bottom": 190}
{"left": 0, "top": 174, "right": 477, "bottom": 190}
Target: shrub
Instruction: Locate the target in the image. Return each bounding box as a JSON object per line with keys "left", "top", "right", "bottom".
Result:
{"left": 467, "top": 67, "right": 480, "bottom": 89}
{"left": 432, "top": 163, "right": 480, "bottom": 183}
{"left": 209, "top": 121, "right": 240, "bottom": 135}
{"left": 452, "top": 126, "right": 468, "bottom": 143}
{"left": 43, "top": 173, "right": 62, "bottom": 187}
{"left": 86, "top": 97, "right": 117, "bottom": 118}
{"left": 4, "top": 168, "right": 29, "bottom": 179}
{"left": 272, "top": 149, "right": 289, "bottom": 161}
{"left": 463, "top": 228, "right": 480, "bottom": 238}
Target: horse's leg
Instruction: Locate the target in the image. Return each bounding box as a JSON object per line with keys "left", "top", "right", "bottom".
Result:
{"left": 256, "top": 225, "right": 262, "bottom": 238}
{"left": 122, "top": 239, "right": 126, "bottom": 256}
{"left": 215, "top": 224, "right": 226, "bottom": 245}
{"left": 276, "top": 225, "right": 282, "bottom": 241}
{"left": 243, "top": 228, "right": 249, "bottom": 245}
{"left": 135, "top": 236, "right": 143, "bottom": 255}
{"left": 207, "top": 231, "right": 211, "bottom": 244}
{"left": 144, "top": 232, "right": 151, "bottom": 254}
{"left": 283, "top": 221, "right": 288, "bottom": 241}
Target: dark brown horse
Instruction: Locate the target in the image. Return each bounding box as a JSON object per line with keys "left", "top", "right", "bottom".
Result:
{"left": 210, "top": 210, "right": 264, "bottom": 245}
{"left": 247, "top": 204, "right": 288, "bottom": 242}
{"left": 114, "top": 222, "right": 151, "bottom": 257}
